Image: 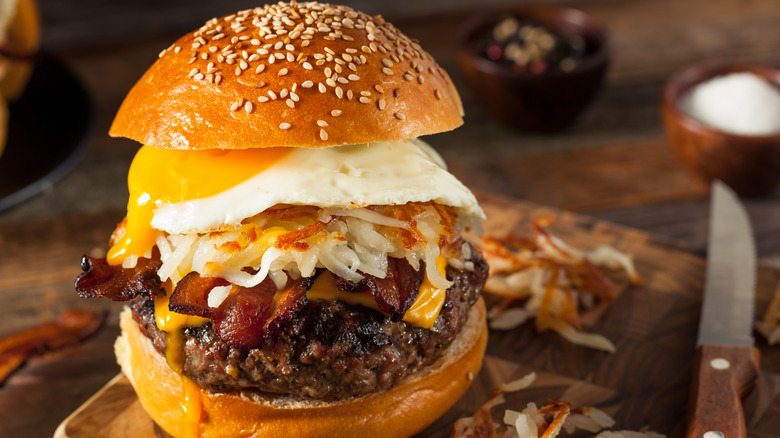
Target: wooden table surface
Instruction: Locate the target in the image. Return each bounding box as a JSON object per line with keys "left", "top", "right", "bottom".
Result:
{"left": 2, "top": 0, "right": 780, "bottom": 436}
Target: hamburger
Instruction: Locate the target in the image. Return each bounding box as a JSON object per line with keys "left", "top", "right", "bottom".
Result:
{"left": 75, "top": 2, "right": 488, "bottom": 437}
{"left": 0, "top": 0, "right": 39, "bottom": 157}
{"left": 0, "top": 0, "right": 38, "bottom": 100}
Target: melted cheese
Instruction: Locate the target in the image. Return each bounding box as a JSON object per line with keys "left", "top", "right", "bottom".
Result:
{"left": 154, "top": 284, "right": 207, "bottom": 438}
{"left": 307, "top": 256, "right": 449, "bottom": 328}
{"left": 107, "top": 146, "right": 290, "bottom": 265}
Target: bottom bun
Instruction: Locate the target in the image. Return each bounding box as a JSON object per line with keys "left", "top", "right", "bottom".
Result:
{"left": 116, "top": 297, "right": 488, "bottom": 438}
{"left": 0, "top": 95, "right": 6, "bottom": 157}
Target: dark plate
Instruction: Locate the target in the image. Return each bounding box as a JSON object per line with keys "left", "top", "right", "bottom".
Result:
{"left": 0, "top": 53, "right": 93, "bottom": 211}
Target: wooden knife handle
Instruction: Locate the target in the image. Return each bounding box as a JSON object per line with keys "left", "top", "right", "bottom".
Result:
{"left": 686, "top": 344, "right": 760, "bottom": 438}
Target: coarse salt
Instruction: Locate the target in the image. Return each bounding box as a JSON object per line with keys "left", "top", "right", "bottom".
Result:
{"left": 679, "top": 72, "right": 780, "bottom": 136}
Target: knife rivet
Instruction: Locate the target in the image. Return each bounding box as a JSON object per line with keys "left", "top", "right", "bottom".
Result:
{"left": 703, "top": 431, "right": 725, "bottom": 438}
{"left": 710, "top": 358, "right": 730, "bottom": 370}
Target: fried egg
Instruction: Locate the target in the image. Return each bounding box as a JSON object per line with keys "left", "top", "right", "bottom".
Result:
{"left": 108, "top": 138, "right": 483, "bottom": 265}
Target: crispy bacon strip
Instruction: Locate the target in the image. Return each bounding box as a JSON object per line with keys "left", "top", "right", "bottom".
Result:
{"left": 334, "top": 257, "right": 424, "bottom": 320}
{"left": 169, "top": 273, "right": 230, "bottom": 318}
{"left": 0, "top": 309, "right": 105, "bottom": 386}
{"left": 75, "top": 256, "right": 163, "bottom": 301}
{"left": 170, "top": 273, "right": 314, "bottom": 348}
{"left": 214, "top": 275, "right": 314, "bottom": 348}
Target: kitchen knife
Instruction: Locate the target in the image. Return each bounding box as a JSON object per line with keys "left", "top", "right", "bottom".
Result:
{"left": 686, "top": 180, "right": 760, "bottom": 438}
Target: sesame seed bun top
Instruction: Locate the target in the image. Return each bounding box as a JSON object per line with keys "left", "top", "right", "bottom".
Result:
{"left": 109, "top": 1, "right": 464, "bottom": 149}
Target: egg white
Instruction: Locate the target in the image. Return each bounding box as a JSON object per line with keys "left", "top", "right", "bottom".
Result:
{"left": 151, "top": 138, "right": 484, "bottom": 234}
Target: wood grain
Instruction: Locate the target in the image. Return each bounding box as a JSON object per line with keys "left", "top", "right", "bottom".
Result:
{"left": 12, "top": 194, "right": 776, "bottom": 438}
{"left": 685, "top": 345, "right": 760, "bottom": 438}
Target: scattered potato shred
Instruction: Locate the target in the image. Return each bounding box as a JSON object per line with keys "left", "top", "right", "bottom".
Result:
{"left": 479, "top": 217, "right": 641, "bottom": 352}
{"left": 451, "top": 372, "right": 665, "bottom": 438}
{"left": 755, "top": 282, "right": 780, "bottom": 345}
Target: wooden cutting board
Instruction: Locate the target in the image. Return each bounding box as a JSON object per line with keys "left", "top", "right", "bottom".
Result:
{"left": 28, "top": 194, "right": 780, "bottom": 437}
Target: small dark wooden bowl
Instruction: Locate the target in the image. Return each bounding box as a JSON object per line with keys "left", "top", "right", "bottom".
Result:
{"left": 661, "top": 63, "right": 780, "bottom": 196}
{"left": 456, "top": 5, "right": 609, "bottom": 132}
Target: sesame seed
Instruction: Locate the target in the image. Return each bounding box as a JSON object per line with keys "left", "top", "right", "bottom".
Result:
{"left": 291, "top": 92, "right": 299, "bottom": 102}
{"left": 240, "top": 60, "right": 249, "bottom": 70}
{"left": 174, "top": 46, "right": 182, "bottom": 53}
{"left": 378, "top": 98, "right": 386, "bottom": 110}
{"left": 302, "top": 40, "right": 311, "bottom": 47}
{"left": 320, "top": 129, "right": 328, "bottom": 141}
{"left": 188, "top": 68, "right": 199, "bottom": 78}
{"left": 335, "top": 87, "right": 344, "bottom": 99}
{"left": 269, "top": 56, "right": 276, "bottom": 64}
{"left": 286, "top": 44, "right": 295, "bottom": 51}
{"left": 274, "top": 41, "right": 284, "bottom": 50}
{"left": 274, "top": 53, "right": 285, "bottom": 60}
{"left": 303, "top": 62, "right": 313, "bottom": 70}
{"left": 213, "top": 33, "right": 225, "bottom": 40}
{"left": 209, "top": 46, "right": 218, "bottom": 53}
{"left": 248, "top": 54, "right": 260, "bottom": 62}
{"left": 302, "top": 80, "right": 314, "bottom": 88}
{"left": 404, "top": 72, "right": 414, "bottom": 81}
{"left": 280, "top": 122, "right": 292, "bottom": 130}
{"left": 318, "top": 83, "right": 327, "bottom": 93}
{"left": 317, "top": 120, "right": 328, "bottom": 127}
{"left": 278, "top": 68, "right": 289, "bottom": 76}
{"left": 251, "top": 38, "right": 261, "bottom": 45}
{"left": 215, "top": 75, "right": 222, "bottom": 84}
{"left": 417, "top": 75, "right": 425, "bottom": 84}
{"left": 382, "top": 58, "right": 393, "bottom": 68}
{"left": 292, "top": 83, "right": 298, "bottom": 92}
{"left": 394, "top": 112, "right": 406, "bottom": 120}
{"left": 382, "top": 68, "right": 393, "bottom": 75}
{"left": 280, "top": 89, "right": 289, "bottom": 98}
{"left": 360, "top": 91, "right": 371, "bottom": 97}
{"left": 361, "top": 45, "right": 371, "bottom": 53}
{"left": 268, "top": 90, "right": 278, "bottom": 99}
{"left": 326, "top": 78, "right": 336, "bottom": 87}
{"left": 286, "top": 99, "right": 295, "bottom": 108}
{"left": 231, "top": 99, "right": 243, "bottom": 111}
{"left": 235, "top": 66, "right": 242, "bottom": 76}
{"left": 359, "top": 96, "right": 371, "bottom": 104}
{"left": 256, "top": 64, "right": 266, "bottom": 74}
{"left": 331, "top": 110, "right": 342, "bottom": 116}
{"left": 337, "top": 77, "right": 348, "bottom": 85}
{"left": 347, "top": 90, "right": 354, "bottom": 100}
{"left": 348, "top": 74, "right": 359, "bottom": 81}
{"left": 244, "top": 101, "right": 254, "bottom": 113}
{"left": 434, "top": 89, "right": 442, "bottom": 100}
{"left": 194, "top": 73, "right": 204, "bottom": 80}
{"left": 258, "top": 48, "right": 269, "bottom": 55}
{"left": 375, "top": 85, "right": 384, "bottom": 94}
{"left": 258, "top": 96, "right": 269, "bottom": 102}
{"left": 192, "top": 42, "right": 202, "bottom": 49}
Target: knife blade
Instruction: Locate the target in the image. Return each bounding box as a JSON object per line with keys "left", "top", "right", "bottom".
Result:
{"left": 686, "top": 180, "right": 760, "bottom": 438}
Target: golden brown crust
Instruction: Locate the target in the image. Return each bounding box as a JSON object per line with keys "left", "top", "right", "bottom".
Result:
{"left": 109, "top": 2, "right": 464, "bottom": 149}
{"left": 116, "top": 298, "right": 487, "bottom": 438}
{"left": 0, "top": 0, "right": 40, "bottom": 100}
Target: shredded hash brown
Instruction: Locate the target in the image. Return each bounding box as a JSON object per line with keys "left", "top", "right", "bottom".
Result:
{"left": 479, "top": 217, "right": 641, "bottom": 353}
{"left": 451, "top": 372, "right": 665, "bottom": 438}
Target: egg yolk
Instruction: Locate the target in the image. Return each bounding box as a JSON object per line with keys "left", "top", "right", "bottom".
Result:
{"left": 107, "top": 146, "right": 290, "bottom": 265}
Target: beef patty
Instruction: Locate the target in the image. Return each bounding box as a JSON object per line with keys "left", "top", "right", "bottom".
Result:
{"left": 130, "top": 252, "right": 487, "bottom": 400}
